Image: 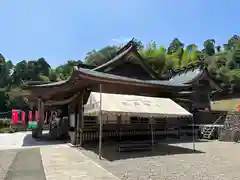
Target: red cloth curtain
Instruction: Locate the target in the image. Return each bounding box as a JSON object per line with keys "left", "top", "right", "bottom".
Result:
{"left": 35, "top": 111, "right": 39, "bottom": 121}
{"left": 11, "top": 109, "right": 19, "bottom": 124}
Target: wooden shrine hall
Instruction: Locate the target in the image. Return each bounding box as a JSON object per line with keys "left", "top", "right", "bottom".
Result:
{"left": 20, "top": 39, "right": 220, "bottom": 155}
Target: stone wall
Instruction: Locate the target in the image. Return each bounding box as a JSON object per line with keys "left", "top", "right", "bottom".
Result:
{"left": 219, "top": 113, "right": 240, "bottom": 141}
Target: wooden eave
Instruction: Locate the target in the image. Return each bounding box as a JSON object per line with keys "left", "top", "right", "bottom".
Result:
{"left": 21, "top": 66, "right": 193, "bottom": 102}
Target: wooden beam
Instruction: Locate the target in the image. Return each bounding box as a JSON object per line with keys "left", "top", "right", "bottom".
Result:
{"left": 45, "top": 92, "right": 81, "bottom": 106}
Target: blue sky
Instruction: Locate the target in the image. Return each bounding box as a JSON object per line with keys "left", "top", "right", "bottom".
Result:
{"left": 0, "top": 0, "right": 239, "bottom": 67}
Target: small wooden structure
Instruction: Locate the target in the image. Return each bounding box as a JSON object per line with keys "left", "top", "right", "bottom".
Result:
{"left": 19, "top": 39, "right": 220, "bottom": 150}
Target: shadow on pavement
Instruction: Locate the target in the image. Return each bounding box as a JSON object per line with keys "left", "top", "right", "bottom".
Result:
{"left": 82, "top": 141, "right": 205, "bottom": 161}
{"left": 22, "top": 133, "right": 67, "bottom": 147}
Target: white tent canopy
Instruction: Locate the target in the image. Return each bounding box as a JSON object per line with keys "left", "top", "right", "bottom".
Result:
{"left": 84, "top": 92, "right": 192, "bottom": 118}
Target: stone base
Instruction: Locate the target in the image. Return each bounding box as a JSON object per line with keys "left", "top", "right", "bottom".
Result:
{"left": 32, "top": 129, "right": 38, "bottom": 138}
{"left": 68, "top": 143, "right": 77, "bottom": 147}
{"left": 68, "top": 131, "right": 76, "bottom": 145}
{"left": 31, "top": 127, "right": 43, "bottom": 139}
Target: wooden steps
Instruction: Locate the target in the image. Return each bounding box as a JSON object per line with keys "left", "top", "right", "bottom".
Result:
{"left": 202, "top": 126, "right": 216, "bottom": 139}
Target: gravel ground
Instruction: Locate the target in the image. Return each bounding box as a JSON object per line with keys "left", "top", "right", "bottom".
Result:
{"left": 81, "top": 140, "right": 240, "bottom": 180}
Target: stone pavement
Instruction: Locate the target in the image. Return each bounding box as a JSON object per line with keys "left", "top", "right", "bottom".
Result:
{"left": 3, "top": 148, "right": 46, "bottom": 180}
{"left": 0, "top": 148, "right": 46, "bottom": 180}
{"left": 40, "top": 145, "right": 120, "bottom": 180}
{"left": 0, "top": 132, "right": 119, "bottom": 180}
{"left": 1, "top": 145, "right": 119, "bottom": 180}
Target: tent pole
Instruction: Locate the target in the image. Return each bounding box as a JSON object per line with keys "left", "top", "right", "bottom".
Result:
{"left": 192, "top": 116, "right": 195, "bottom": 151}
{"left": 98, "top": 84, "right": 103, "bottom": 159}
{"left": 151, "top": 118, "right": 154, "bottom": 147}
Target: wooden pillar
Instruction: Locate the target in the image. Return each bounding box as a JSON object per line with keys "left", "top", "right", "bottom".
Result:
{"left": 38, "top": 99, "right": 44, "bottom": 137}
{"left": 192, "top": 115, "right": 195, "bottom": 151}
{"left": 68, "top": 102, "right": 76, "bottom": 145}
{"left": 98, "top": 84, "right": 103, "bottom": 159}
{"left": 78, "top": 92, "right": 84, "bottom": 147}
{"left": 68, "top": 92, "right": 83, "bottom": 146}
{"left": 74, "top": 103, "right": 78, "bottom": 145}
{"left": 32, "top": 99, "right": 44, "bottom": 138}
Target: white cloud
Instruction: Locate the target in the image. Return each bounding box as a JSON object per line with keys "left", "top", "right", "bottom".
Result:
{"left": 111, "top": 37, "right": 132, "bottom": 45}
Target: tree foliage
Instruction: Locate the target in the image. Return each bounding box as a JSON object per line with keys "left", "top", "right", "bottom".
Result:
{"left": 0, "top": 35, "right": 240, "bottom": 112}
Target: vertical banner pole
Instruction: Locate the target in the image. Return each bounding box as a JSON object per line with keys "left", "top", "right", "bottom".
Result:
{"left": 98, "top": 84, "right": 103, "bottom": 159}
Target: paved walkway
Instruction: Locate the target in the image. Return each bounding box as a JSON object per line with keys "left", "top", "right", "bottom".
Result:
{"left": 40, "top": 145, "right": 120, "bottom": 180}
{"left": 0, "top": 132, "right": 119, "bottom": 180}
{"left": 4, "top": 148, "right": 46, "bottom": 180}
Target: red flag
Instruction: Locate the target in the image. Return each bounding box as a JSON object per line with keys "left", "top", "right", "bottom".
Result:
{"left": 35, "top": 111, "right": 39, "bottom": 121}
{"left": 29, "top": 111, "right": 33, "bottom": 121}
{"left": 21, "top": 111, "right": 26, "bottom": 126}
{"left": 238, "top": 104, "right": 240, "bottom": 112}
{"left": 11, "top": 109, "right": 19, "bottom": 125}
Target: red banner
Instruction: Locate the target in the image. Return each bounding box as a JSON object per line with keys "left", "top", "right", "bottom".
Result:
{"left": 35, "top": 111, "right": 39, "bottom": 121}
{"left": 238, "top": 104, "right": 240, "bottom": 112}
{"left": 11, "top": 109, "right": 19, "bottom": 124}
{"left": 29, "top": 111, "right": 33, "bottom": 122}
{"left": 21, "top": 111, "right": 26, "bottom": 126}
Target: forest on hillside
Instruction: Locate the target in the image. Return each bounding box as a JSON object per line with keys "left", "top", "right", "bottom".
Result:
{"left": 0, "top": 35, "right": 239, "bottom": 112}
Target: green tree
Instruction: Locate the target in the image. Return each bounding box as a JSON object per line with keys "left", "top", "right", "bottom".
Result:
{"left": 167, "top": 38, "right": 184, "bottom": 55}
{"left": 36, "top": 57, "right": 51, "bottom": 77}
{"left": 203, "top": 39, "right": 215, "bottom": 56}
{"left": 84, "top": 46, "right": 120, "bottom": 66}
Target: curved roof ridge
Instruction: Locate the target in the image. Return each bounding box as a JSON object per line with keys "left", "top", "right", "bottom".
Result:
{"left": 22, "top": 66, "right": 79, "bottom": 88}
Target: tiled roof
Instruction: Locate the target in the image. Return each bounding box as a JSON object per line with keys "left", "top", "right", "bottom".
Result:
{"left": 23, "top": 61, "right": 219, "bottom": 90}
{"left": 168, "top": 68, "right": 203, "bottom": 84}
{"left": 23, "top": 66, "right": 191, "bottom": 89}
{"left": 77, "top": 67, "right": 190, "bottom": 87}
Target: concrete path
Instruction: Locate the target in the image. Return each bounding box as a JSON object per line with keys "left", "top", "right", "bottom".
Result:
{"left": 4, "top": 148, "right": 46, "bottom": 180}
{"left": 40, "top": 145, "right": 120, "bottom": 180}
{"left": 0, "top": 132, "right": 119, "bottom": 180}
